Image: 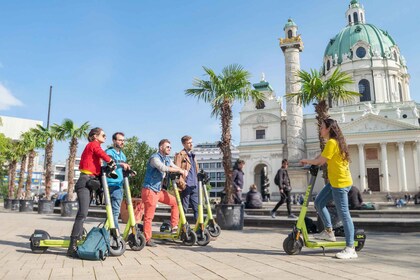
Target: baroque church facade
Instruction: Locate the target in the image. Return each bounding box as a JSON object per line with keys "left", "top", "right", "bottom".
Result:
{"left": 238, "top": 0, "right": 420, "bottom": 197}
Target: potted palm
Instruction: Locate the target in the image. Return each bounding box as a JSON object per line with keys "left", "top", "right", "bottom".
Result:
{"left": 185, "top": 64, "right": 264, "bottom": 230}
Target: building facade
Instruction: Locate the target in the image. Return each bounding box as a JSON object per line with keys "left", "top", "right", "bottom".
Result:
{"left": 239, "top": 0, "right": 420, "bottom": 197}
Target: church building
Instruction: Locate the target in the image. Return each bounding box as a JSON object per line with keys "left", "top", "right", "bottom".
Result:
{"left": 238, "top": 0, "right": 420, "bottom": 196}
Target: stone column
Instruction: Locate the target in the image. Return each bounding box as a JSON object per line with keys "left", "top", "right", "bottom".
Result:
{"left": 397, "top": 142, "right": 408, "bottom": 192}
{"left": 415, "top": 141, "right": 420, "bottom": 188}
{"left": 380, "top": 142, "right": 390, "bottom": 192}
{"left": 358, "top": 144, "right": 367, "bottom": 190}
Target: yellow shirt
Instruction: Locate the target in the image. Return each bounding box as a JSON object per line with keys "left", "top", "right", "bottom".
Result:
{"left": 321, "top": 139, "right": 353, "bottom": 188}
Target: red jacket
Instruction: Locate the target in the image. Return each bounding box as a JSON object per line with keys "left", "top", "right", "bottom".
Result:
{"left": 79, "top": 140, "right": 111, "bottom": 176}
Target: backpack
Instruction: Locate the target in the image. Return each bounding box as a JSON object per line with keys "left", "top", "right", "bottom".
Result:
{"left": 274, "top": 170, "right": 280, "bottom": 186}
{"left": 77, "top": 227, "right": 110, "bottom": 261}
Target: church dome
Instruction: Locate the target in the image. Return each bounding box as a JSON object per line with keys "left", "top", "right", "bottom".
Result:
{"left": 324, "top": 23, "right": 397, "bottom": 65}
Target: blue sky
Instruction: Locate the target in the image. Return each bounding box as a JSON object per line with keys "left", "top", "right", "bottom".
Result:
{"left": 1, "top": 0, "right": 419, "bottom": 163}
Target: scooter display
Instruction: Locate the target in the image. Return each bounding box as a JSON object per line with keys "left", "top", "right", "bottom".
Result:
{"left": 30, "top": 165, "right": 126, "bottom": 256}
{"left": 283, "top": 165, "right": 366, "bottom": 255}
{"left": 150, "top": 173, "right": 197, "bottom": 246}
{"left": 120, "top": 169, "right": 146, "bottom": 251}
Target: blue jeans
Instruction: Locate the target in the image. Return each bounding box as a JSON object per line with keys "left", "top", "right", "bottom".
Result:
{"left": 109, "top": 186, "right": 123, "bottom": 231}
{"left": 314, "top": 183, "right": 354, "bottom": 247}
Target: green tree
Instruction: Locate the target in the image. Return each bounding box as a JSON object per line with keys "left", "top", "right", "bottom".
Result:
{"left": 122, "top": 136, "right": 156, "bottom": 197}
{"left": 33, "top": 124, "right": 57, "bottom": 200}
{"left": 185, "top": 64, "right": 264, "bottom": 203}
{"left": 4, "top": 140, "right": 20, "bottom": 198}
{"left": 0, "top": 133, "right": 10, "bottom": 181}
{"left": 287, "top": 68, "right": 359, "bottom": 151}
{"left": 53, "top": 119, "right": 90, "bottom": 200}
{"left": 16, "top": 137, "right": 29, "bottom": 199}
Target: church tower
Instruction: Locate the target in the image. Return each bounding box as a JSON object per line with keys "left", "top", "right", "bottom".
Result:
{"left": 279, "top": 19, "right": 305, "bottom": 165}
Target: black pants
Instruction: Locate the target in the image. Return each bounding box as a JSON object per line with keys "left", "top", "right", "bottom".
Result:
{"left": 272, "top": 190, "right": 292, "bottom": 215}
{"left": 181, "top": 185, "right": 199, "bottom": 222}
{"left": 70, "top": 174, "right": 92, "bottom": 238}
{"left": 233, "top": 189, "right": 243, "bottom": 204}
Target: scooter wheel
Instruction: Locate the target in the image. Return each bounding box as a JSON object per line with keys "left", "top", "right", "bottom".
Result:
{"left": 207, "top": 224, "right": 221, "bottom": 238}
{"left": 29, "top": 231, "right": 50, "bottom": 254}
{"left": 182, "top": 230, "right": 197, "bottom": 246}
{"left": 355, "top": 240, "right": 365, "bottom": 252}
{"left": 128, "top": 231, "right": 146, "bottom": 251}
{"left": 283, "top": 234, "right": 303, "bottom": 255}
{"left": 109, "top": 236, "right": 126, "bottom": 256}
{"left": 196, "top": 229, "right": 211, "bottom": 246}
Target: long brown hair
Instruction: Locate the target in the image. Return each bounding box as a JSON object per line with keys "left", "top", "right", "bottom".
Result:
{"left": 324, "top": 118, "right": 350, "bottom": 162}
{"left": 88, "top": 127, "right": 103, "bottom": 142}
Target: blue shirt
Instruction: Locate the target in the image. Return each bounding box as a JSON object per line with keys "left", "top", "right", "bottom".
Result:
{"left": 185, "top": 152, "right": 198, "bottom": 187}
{"left": 105, "top": 147, "right": 126, "bottom": 188}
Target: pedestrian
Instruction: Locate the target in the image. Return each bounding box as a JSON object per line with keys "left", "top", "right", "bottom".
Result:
{"left": 142, "top": 139, "right": 188, "bottom": 247}
{"left": 67, "top": 127, "right": 116, "bottom": 258}
{"left": 174, "top": 135, "right": 200, "bottom": 222}
{"left": 271, "top": 159, "right": 296, "bottom": 219}
{"left": 300, "top": 118, "right": 358, "bottom": 259}
{"left": 232, "top": 159, "right": 245, "bottom": 204}
{"left": 348, "top": 186, "right": 363, "bottom": 210}
{"left": 245, "top": 184, "right": 263, "bottom": 209}
{"left": 105, "top": 132, "right": 132, "bottom": 233}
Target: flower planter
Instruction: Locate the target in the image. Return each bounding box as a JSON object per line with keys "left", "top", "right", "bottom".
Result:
{"left": 19, "top": 199, "right": 34, "bottom": 212}
{"left": 38, "top": 200, "right": 54, "bottom": 214}
{"left": 215, "top": 204, "right": 244, "bottom": 230}
{"left": 11, "top": 199, "right": 21, "bottom": 211}
{"left": 3, "top": 198, "right": 11, "bottom": 209}
{"left": 60, "top": 201, "right": 79, "bottom": 217}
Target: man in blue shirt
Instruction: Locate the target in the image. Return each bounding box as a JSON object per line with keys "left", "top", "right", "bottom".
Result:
{"left": 174, "top": 135, "right": 200, "bottom": 222}
{"left": 106, "top": 132, "right": 131, "bottom": 233}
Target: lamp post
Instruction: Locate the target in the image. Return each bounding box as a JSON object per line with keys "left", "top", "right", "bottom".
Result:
{"left": 43, "top": 86, "right": 52, "bottom": 174}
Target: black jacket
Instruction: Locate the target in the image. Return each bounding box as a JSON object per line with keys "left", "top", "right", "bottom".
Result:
{"left": 245, "top": 190, "right": 263, "bottom": 209}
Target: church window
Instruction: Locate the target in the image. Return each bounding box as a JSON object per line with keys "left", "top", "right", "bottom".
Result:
{"left": 256, "top": 100, "right": 265, "bottom": 109}
{"left": 356, "top": 47, "right": 366, "bottom": 58}
{"left": 358, "top": 79, "right": 371, "bottom": 102}
{"left": 256, "top": 129, "right": 265, "bottom": 139}
{"left": 353, "top": 12, "right": 359, "bottom": 23}
{"left": 326, "top": 60, "right": 331, "bottom": 71}
{"left": 402, "top": 114, "right": 407, "bottom": 119}
{"left": 398, "top": 83, "right": 403, "bottom": 101}
{"left": 348, "top": 14, "right": 351, "bottom": 24}
{"left": 288, "top": 30, "right": 293, "bottom": 39}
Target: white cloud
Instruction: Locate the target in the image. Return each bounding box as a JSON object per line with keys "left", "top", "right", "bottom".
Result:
{"left": 0, "top": 83, "right": 23, "bottom": 110}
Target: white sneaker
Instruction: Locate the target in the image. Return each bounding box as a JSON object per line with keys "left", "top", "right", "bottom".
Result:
{"left": 336, "top": 246, "right": 358, "bottom": 259}
{"left": 314, "top": 230, "right": 336, "bottom": 242}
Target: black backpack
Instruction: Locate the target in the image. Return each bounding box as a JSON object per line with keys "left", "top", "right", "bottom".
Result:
{"left": 274, "top": 170, "right": 280, "bottom": 186}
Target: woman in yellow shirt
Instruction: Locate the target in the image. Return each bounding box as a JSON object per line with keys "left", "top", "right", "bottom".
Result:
{"left": 300, "top": 118, "right": 357, "bottom": 259}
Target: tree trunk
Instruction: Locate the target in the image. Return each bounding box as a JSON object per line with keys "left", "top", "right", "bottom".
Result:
{"left": 315, "top": 100, "right": 330, "bottom": 182}
{"left": 67, "top": 137, "right": 78, "bottom": 201}
{"left": 17, "top": 154, "right": 27, "bottom": 199}
{"left": 44, "top": 140, "right": 54, "bottom": 200}
{"left": 220, "top": 100, "right": 234, "bottom": 204}
{"left": 8, "top": 160, "right": 17, "bottom": 199}
{"left": 25, "top": 150, "right": 36, "bottom": 199}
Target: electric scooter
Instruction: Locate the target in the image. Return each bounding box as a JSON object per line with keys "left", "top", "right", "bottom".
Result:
{"left": 120, "top": 169, "right": 146, "bottom": 251}
{"left": 30, "top": 165, "right": 126, "bottom": 256}
{"left": 150, "top": 173, "right": 197, "bottom": 246}
{"left": 198, "top": 170, "right": 221, "bottom": 238}
{"left": 282, "top": 165, "right": 366, "bottom": 255}
{"left": 193, "top": 172, "right": 211, "bottom": 246}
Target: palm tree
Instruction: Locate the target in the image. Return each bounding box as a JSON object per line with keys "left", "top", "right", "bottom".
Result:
{"left": 185, "top": 64, "right": 264, "bottom": 204}
{"left": 32, "top": 124, "right": 57, "bottom": 200}
{"left": 53, "top": 119, "right": 90, "bottom": 201}
{"left": 23, "top": 128, "right": 45, "bottom": 199}
{"left": 16, "top": 137, "right": 30, "bottom": 199}
{"left": 287, "top": 68, "right": 359, "bottom": 151}
{"left": 5, "top": 140, "right": 21, "bottom": 199}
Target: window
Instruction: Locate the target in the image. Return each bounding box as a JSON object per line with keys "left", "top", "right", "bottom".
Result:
{"left": 216, "top": 162, "right": 222, "bottom": 168}
{"left": 353, "top": 12, "right": 358, "bottom": 23}
{"left": 256, "top": 129, "right": 265, "bottom": 139}
{"left": 288, "top": 30, "right": 292, "bottom": 38}
{"left": 356, "top": 47, "right": 366, "bottom": 58}
{"left": 398, "top": 83, "right": 403, "bottom": 101}
{"left": 326, "top": 60, "right": 331, "bottom": 71}
{"left": 202, "top": 163, "right": 210, "bottom": 169}
{"left": 358, "top": 79, "right": 371, "bottom": 102}
{"left": 209, "top": 163, "right": 216, "bottom": 169}
{"left": 348, "top": 14, "right": 351, "bottom": 24}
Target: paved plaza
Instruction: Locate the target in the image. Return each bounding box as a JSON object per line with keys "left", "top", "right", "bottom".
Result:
{"left": 0, "top": 210, "right": 419, "bottom": 280}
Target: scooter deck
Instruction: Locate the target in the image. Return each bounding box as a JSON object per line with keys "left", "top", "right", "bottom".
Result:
{"left": 152, "top": 231, "right": 178, "bottom": 240}
{"left": 39, "top": 239, "right": 83, "bottom": 247}
{"left": 305, "top": 239, "right": 359, "bottom": 249}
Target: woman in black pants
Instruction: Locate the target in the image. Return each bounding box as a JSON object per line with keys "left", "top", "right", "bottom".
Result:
{"left": 271, "top": 159, "right": 297, "bottom": 219}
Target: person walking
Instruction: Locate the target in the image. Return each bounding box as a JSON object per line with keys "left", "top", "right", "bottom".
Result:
{"left": 300, "top": 118, "right": 358, "bottom": 259}
{"left": 232, "top": 159, "right": 245, "bottom": 204}
{"left": 271, "top": 159, "right": 296, "bottom": 219}
{"left": 174, "top": 135, "right": 200, "bottom": 222}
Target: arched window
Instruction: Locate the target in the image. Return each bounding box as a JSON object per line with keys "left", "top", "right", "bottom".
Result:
{"left": 348, "top": 14, "right": 352, "bottom": 24}
{"left": 359, "top": 79, "right": 371, "bottom": 102}
{"left": 398, "top": 83, "right": 403, "bottom": 101}
{"left": 326, "top": 60, "right": 331, "bottom": 71}
{"left": 288, "top": 30, "right": 293, "bottom": 39}
{"left": 353, "top": 12, "right": 359, "bottom": 23}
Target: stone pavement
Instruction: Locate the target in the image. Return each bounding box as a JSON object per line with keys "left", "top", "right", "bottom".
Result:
{"left": 0, "top": 210, "right": 419, "bottom": 280}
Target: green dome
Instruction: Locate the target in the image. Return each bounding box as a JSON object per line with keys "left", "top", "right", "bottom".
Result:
{"left": 324, "top": 23, "right": 397, "bottom": 65}
{"left": 283, "top": 18, "right": 297, "bottom": 30}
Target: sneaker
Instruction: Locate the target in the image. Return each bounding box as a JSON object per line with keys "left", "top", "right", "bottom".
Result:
{"left": 270, "top": 210, "right": 276, "bottom": 218}
{"left": 288, "top": 214, "right": 297, "bottom": 219}
{"left": 314, "top": 230, "right": 336, "bottom": 242}
{"left": 336, "top": 246, "right": 358, "bottom": 259}
{"left": 171, "top": 226, "right": 178, "bottom": 233}
{"left": 146, "top": 240, "right": 157, "bottom": 247}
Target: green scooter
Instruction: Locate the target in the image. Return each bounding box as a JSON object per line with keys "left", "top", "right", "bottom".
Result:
{"left": 193, "top": 172, "right": 211, "bottom": 246}
{"left": 30, "top": 165, "right": 126, "bottom": 256}
{"left": 283, "top": 165, "right": 366, "bottom": 255}
{"left": 120, "top": 169, "right": 146, "bottom": 251}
